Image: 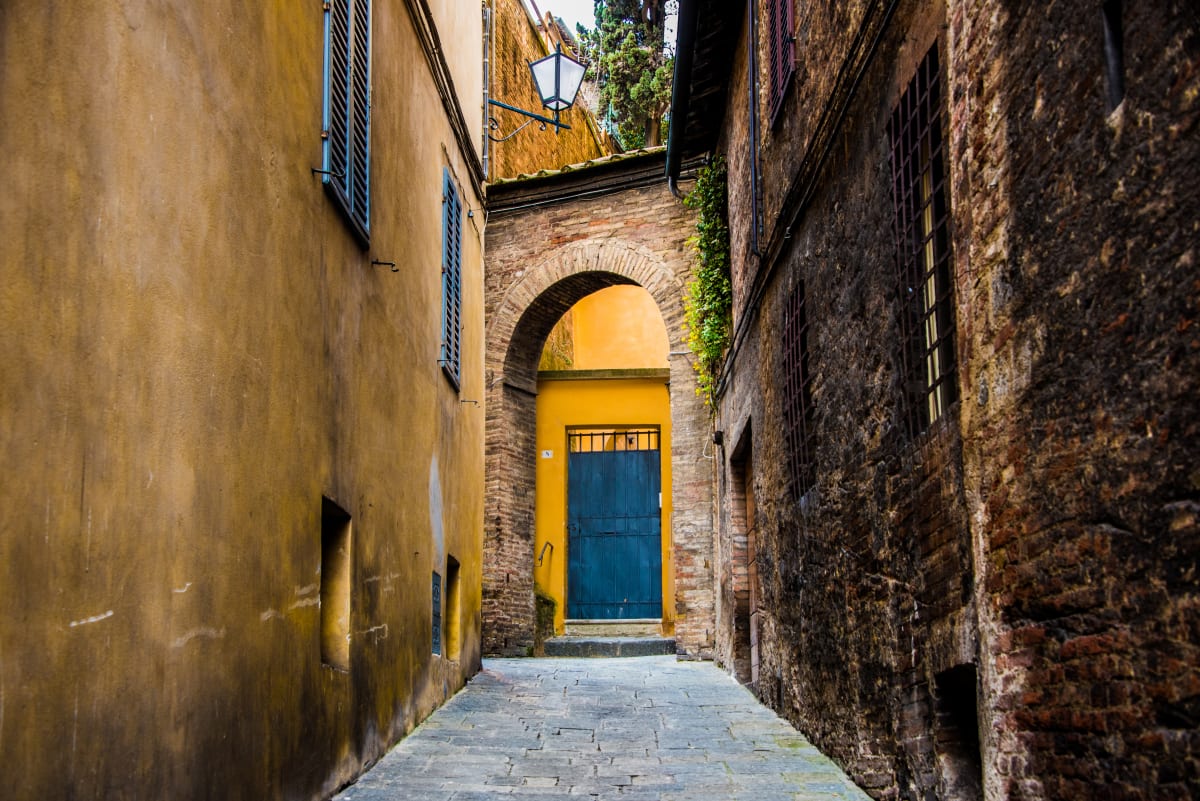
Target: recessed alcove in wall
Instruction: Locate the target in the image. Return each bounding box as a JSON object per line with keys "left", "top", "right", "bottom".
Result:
{"left": 444, "top": 556, "right": 462, "bottom": 661}
{"left": 934, "top": 663, "right": 983, "bottom": 801}
{"left": 320, "top": 497, "right": 352, "bottom": 671}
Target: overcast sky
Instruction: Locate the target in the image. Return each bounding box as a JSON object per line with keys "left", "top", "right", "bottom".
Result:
{"left": 535, "top": 0, "right": 598, "bottom": 32}
{"left": 532, "top": 0, "right": 678, "bottom": 48}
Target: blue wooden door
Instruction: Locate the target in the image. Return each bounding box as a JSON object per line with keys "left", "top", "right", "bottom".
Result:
{"left": 567, "top": 431, "right": 662, "bottom": 619}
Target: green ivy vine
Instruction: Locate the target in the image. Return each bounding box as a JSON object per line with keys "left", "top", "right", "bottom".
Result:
{"left": 683, "top": 156, "right": 732, "bottom": 406}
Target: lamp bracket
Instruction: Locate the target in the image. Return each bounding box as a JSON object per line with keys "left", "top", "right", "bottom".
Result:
{"left": 487, "top": 98, "right": 571, "bottom": 134}
{"left": 488, "top": 115, "right": 545, "bottom": 143}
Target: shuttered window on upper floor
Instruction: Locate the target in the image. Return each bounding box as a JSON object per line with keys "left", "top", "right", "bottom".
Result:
{"left": 440, "top": 169, "right": 463, "bottom": 389}
{"left": 768, "top": 0, "right": 795, "bottom": 123}
{"left": 322, "top": 0, "right": 371, "bottom": 243}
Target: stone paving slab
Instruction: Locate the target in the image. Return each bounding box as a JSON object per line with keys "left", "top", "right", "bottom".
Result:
{"left": 333, "top": 656, "right": 874, "bottom": 800}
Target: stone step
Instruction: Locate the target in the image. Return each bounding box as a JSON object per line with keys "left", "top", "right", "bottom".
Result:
{"left": 562, "top": 619, "right": 662, "bottom": 637}
{"left": 543, "top": 636, "right": 677, "bottom": 658}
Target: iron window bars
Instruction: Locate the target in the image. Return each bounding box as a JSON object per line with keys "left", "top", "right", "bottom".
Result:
{"left": 782, "top": 280, "right": 817, "bottom": 499}
{"left": 768, "top": 0, "right": 796, "bottom": 123}
{"left": 568, "top": 430, "right": 660, "bottom": 453}
{"left": 888, "top": 43, "right": 957, "bottom": 440}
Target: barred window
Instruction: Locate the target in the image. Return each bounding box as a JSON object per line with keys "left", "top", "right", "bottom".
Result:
{"left": 782, "top": 280, "right": 816, "bottom": 498}
{"left": 321, "top": 0, "right": 371, "bottom": 243}
{"left": 888, "top": 43, "right": 957, "bottom": 438}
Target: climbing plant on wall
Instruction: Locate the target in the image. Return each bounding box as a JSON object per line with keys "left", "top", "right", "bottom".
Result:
{"left": 683, "top": 156, "right": 731, "bottom": 406}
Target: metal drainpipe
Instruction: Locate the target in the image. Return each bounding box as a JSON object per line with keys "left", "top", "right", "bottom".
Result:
{"left": 482, "top": 2, "right": 492, "bottom": 179}
{"left": 747, "top": 0, "right": 762, "bottom": 256}
{"left": 665, "top": 0, "right": 699, "bottom": 197}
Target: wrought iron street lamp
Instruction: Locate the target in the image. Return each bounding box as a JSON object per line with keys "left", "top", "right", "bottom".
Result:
{"left": 488, "top": 44, "right": 587, "bottom": 140}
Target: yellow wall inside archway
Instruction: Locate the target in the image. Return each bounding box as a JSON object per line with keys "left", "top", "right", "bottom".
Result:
{"left": 570, "top": 286, "right": 670, "bottom": 369}
{"left": 535, "top": 285, "right": 673, "bottom": 636}
{"left": 540, "top": 285, "right": 670, "bottom": 371}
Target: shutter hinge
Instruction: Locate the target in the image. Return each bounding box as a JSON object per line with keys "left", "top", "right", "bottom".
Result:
{"left": 323, "top": 2, "right": 331, "bottom": 10}
{"left": 321, "top": 129, "right": 329, "bottom": 140}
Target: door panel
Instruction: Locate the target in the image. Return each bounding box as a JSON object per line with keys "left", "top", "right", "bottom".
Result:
{"left": 567, "top": 440, "right": 661, "bottom": 620}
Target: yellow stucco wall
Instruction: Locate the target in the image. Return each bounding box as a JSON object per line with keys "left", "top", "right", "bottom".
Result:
{"left": 0, "top": 4, "right": 484, "bottom": 800}
{"left": 570, "top": 286, "right": 672, "bottom": 369}
{"left": 535, "top": 378, "right": 675, "bottom": 634}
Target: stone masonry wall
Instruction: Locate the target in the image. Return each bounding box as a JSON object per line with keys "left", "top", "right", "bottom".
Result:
{"left": 484, "top": 155, "right": 716, "bottom": 657}
{"left": 709, "top": 0, "right": 1199, "bottom": 799}
{"left": 716, "top": 2, "right": 974, "bottom": 798}
{"left": 949, "top": 2, "right": 1200, "bottom": 798}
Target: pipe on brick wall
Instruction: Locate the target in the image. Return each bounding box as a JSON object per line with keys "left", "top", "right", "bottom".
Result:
{"left": 747, "top": 0, "right": 761, "bottom": 255}
{"left": 665, "top": 0, "right": 698, "bottom": 195}
{"left": 713, "top": 0, "right": 902, "bottom": 402}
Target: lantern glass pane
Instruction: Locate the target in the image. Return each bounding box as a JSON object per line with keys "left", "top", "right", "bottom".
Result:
{"left": 529, "top": 56, "right": 559, "bottom": 106}
{"left": 555, "top": 56, "right": 586, "bottom": 108}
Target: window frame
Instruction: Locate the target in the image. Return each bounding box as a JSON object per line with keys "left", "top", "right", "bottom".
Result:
{"left": 782, "top": 280, "right": 817, "bottom": 499}
{"left": 767, "top": 0, "right": 796, "bottom": 124}
{"left": 888, "top": 42, "right": 958, "bottom": 440}
{"left": 322, "top": 0, "right": 372, "bottom": 244}
{"left": 440, "top": 168, "right": 463, "bottom": 389}
{"left": 431, "top": 571, "right": 442, "bottom": 656}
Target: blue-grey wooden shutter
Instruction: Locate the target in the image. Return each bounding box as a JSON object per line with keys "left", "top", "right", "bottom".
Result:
{"left": 322, "top": 0, "right": 371, "bottom": 241}
{"left": 768, "top": 0, "right": 794, "bottom": 122}
{"left": 441, "top": 170, "right": 463, "bottom": 388}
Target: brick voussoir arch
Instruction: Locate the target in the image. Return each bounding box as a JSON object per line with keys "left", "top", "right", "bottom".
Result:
{"left": 488, "top": 239, "right": 688, "bottom": 390}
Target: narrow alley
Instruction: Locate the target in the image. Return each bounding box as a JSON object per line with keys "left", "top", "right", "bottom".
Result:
{"left": 4, "top": 3, "right": 1196, "bottom": 800}
{"left": 334, "top": 656, "right": 872, "bottom": 801}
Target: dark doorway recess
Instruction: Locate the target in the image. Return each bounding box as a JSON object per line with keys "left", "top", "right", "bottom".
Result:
{"left": 934, "top": 663, "right": 983, "bottom": 801}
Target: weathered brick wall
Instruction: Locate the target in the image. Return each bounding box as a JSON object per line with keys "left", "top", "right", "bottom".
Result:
{"left": 948, "top": 2, "right": 1200, "bottom": 798}
{"left": 710, "top": 0, "right": 1199, "bottom": 799}
{"left": 484, "top": 153, "right": 716, "bottom": 657}
{"left": 716, "top": 2, "right": 973, "bottom": 798}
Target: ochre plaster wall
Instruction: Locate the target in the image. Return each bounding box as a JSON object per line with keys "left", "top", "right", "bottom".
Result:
{"left": 0, "top": 4, "right": 484, "bottom": 800}
{"left": 555, "top": 286, "right": 671, "bottom": 370}
{"left": 487, "top": 0, "right": 607, "bottom": 179}
{"left": 535, "top": 377, "right": 675, "bottom": 635}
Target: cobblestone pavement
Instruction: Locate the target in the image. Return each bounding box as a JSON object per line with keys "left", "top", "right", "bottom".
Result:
{"left": 334, "top": 656, "right": 873, "bottom": 800}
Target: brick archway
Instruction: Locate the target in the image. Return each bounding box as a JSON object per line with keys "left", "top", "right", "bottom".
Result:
{"left": 484, "top": 155, "right": 714, "bottom": 657}
{"left": 490, "top": 239, "right": 687, "bottom": 392}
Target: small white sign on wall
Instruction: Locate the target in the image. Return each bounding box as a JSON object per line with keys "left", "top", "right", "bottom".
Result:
{"left": 541, "top": 450, "right": 554, "bottom": 459}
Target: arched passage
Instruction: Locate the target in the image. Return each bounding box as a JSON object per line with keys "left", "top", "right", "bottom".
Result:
{"left": 484, "top": 160, "right": 714, "bottom": 657}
